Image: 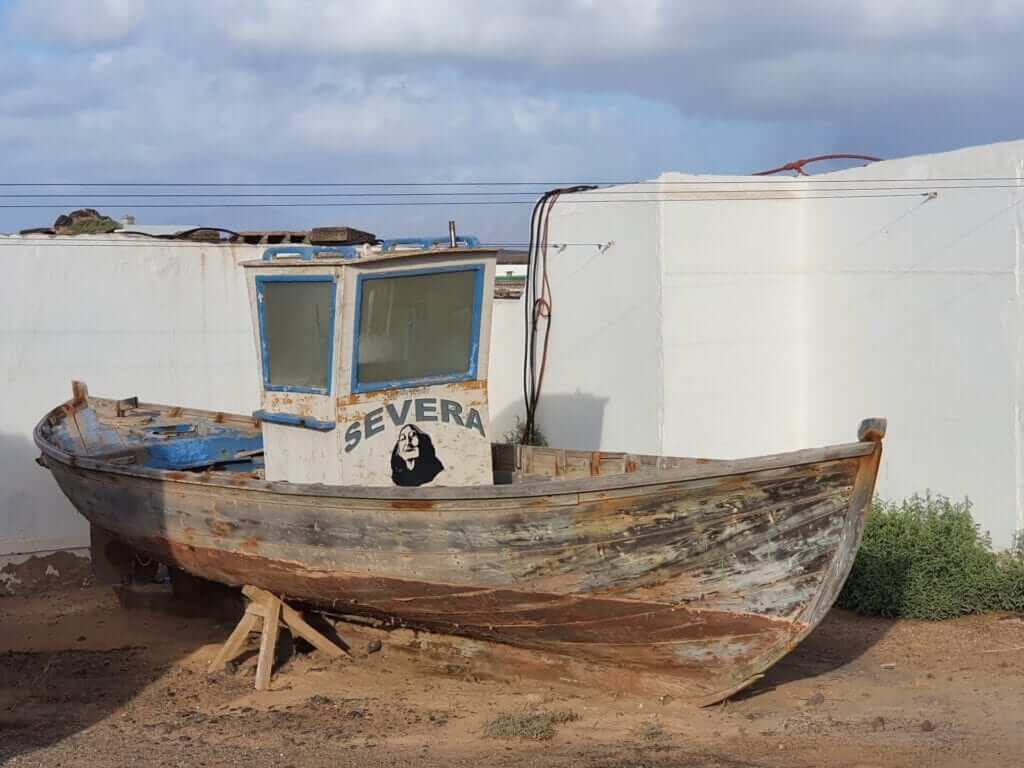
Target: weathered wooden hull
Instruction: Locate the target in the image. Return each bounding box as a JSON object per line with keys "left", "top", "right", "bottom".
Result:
{"left": 35, "top": 398, "right": 882, "bottom": 704}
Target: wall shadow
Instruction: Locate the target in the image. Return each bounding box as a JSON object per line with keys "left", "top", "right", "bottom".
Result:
{"left": 490, "top": 390, "right": 608, "bottom": 450}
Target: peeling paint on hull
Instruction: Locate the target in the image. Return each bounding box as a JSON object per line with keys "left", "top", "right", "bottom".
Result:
{"left": 34, "top": 399, "right": 883, "bottom": 704}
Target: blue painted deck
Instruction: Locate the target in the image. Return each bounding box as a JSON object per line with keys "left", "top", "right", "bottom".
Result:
{"left": 50, "top": 404, "right": 264, "bottom": 473}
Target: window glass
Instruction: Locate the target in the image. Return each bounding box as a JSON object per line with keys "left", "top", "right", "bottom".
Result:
{"left": 260, "top": 280, "right": 334, "bottom": 391}
{"left": 356, "top": 269, "right": 477, "bottom": 388}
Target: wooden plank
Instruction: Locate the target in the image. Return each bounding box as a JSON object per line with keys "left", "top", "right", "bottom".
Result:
{"left": 563, "top": 451, "right": 592, "bottom": 477}
{"left": 208, "top": 612, "right": 258, "bottom": 672}
{"left": 254, "top": 595, "right": 281, "bottom": 691}
{"left": 281, "top": 603, "right": 346, "bottom": 658}
{"left": 599, "top": 454, "right": 627, "bottom": 475}
{"left": 245, "top": 585, "right": 346, "bottom": 659}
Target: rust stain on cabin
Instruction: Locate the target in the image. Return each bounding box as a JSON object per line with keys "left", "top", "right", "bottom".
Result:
{"left": 336, "top": 378, "right": 488, "bottom": 407}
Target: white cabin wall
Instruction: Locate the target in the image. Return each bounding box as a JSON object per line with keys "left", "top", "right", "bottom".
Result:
{"left": 0, "top": 237, "right": 261, "bottom": 555}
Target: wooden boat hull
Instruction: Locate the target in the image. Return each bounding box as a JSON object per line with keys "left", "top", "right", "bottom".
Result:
{"left": 35, "top": 396, "right": 883, "bottom": 704}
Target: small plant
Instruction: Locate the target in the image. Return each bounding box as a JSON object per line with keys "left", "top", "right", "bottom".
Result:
{"left": 633, "top": 719, "right": 666, "bottom": 741}
{"left": 838, "top": 493, "right": 1024, "bottom": 620}
{"left": 483, "top": 707, "right": 579, "bottom": 741}
{"left": 502, "top": 416, "right": 548, "bottom": 447}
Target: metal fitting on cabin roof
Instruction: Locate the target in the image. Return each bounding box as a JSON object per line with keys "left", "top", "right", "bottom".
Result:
{"left": 259, "top": 235, "right": 483, "bottom": 262}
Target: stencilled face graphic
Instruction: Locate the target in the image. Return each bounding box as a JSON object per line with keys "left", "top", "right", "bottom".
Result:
{"left": 396, "top": 425, "right": 420, "bottom": 469}
{"left": 390, "top": 424, "right": 444, "bottom": 487}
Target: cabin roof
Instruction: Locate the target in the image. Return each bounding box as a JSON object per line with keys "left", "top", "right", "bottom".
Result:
{"left": 242, "top": 244, "right": 501, "bottom": 269}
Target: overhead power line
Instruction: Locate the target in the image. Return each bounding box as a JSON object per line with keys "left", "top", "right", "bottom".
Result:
{"left": 0, "top": 192, "right": 941, "bottom": 210}
{"left": 0, "top": 183, "right": 1021, "bottom": 200}
{"left": 0, "top": 238, "right": 604, "bottom": 248}
{"left": 0, "top": 176, "right": 1022, "bottom": 187}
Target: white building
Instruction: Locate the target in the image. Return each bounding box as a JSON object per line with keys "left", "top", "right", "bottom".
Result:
{"left": 2, "top": 139, "right": 1023, "bottom": 557}
{"left": 0, "top": 237, "right": 262, "bottom": 557}
{"left": 490, "top": 139, "right": 1024, "bottom": 548}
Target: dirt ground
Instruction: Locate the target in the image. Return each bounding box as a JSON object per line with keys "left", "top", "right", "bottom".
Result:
{"left": 2, "top": 577, "right": 1023, "bottom": 768}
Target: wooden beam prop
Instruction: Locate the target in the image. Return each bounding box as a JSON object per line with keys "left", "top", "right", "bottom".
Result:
{"left": 209, "top": 585, "right": 346, "bottom": 691}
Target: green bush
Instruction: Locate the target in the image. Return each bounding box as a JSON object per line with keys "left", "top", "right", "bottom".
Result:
{"left": 502, "top": 416, "right": 548, "bottom": 447}
{"left": 838, "top": 493, "right": 1024, "bottom": 620}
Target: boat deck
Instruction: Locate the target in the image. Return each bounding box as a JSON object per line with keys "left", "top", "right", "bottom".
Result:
{"left": 45, "top": 394, "right": 265, "bottom": 475}
{"left": 40, "top": 390, "right": 725, "bottom": 484}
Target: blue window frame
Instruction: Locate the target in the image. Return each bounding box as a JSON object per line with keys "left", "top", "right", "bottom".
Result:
{"left": 351, "top": 264, "right": 484, "bottom": 394}
{"left": 255, "top": 274, "right": 337, "bottom": 395}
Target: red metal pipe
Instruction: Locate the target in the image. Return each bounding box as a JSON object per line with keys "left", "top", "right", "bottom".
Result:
{"left": 753, "top": 153, "right": 882, "bottom": 177}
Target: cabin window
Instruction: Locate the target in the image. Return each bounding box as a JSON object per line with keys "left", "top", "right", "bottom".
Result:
{"left": 352, "top": 265, "right": 483, "bottom": 392}
{"left": 256, "top": 275, "right": 336, "bottom": 394}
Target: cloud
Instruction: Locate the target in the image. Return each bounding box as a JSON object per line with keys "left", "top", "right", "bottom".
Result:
{"left": 209, "top": 2, "right": 1020, "bottom": 65}
{"left": 11, "top": 0, "right": 145, "bottom": 47}
{"left": 196, "top": 1, "right": 1024, "bottom": 127}
{"left": 219, "top": 0, "right": 672, "bottom": 60}
{"left": 0, "top": 39, "right": 709, "bottom": 238}
{"left": 0, "top": 1, "right": 1022, "bottom": 236}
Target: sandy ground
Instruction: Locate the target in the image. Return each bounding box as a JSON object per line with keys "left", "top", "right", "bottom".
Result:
{"left": 2, "top": 579, "right": 1023, "bottom": 768}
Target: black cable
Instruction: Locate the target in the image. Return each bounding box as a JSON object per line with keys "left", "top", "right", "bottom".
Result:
{"left": 522, "top": 185, "right": 598, "bottom": 445}
{"left": 522, "top": 192, "right": 548, "bottom": 445}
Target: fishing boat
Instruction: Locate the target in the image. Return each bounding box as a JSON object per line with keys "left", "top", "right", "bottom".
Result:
{"left": 34, "top": 231, "right": 885, "bottom": 704}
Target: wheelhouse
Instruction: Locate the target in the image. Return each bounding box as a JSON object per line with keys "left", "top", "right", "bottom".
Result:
{"left": 243, "top": 236, "right": 497, "bottom": 488}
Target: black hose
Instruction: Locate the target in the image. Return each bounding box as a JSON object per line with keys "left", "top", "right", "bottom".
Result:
{"left": 522, "top": 185, "right": 598, "bottom": 444}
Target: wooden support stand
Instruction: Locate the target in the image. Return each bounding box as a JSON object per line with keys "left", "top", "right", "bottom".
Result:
{"left": 209, "top": 585, "right": 346, "bottom": 691}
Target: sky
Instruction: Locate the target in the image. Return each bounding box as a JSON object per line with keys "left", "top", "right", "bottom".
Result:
{"left": 1, "top": 0, "right": 1022, "bottom": 241}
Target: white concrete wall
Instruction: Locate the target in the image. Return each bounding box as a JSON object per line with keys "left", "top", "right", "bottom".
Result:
{"left": 0, "top": 237, "right": 262, "bottom": 555}
{"left": 5, "top": 139, "right": 1024, "bottom": 551}
{"left": 657, "top": 181, "right": 810, "bottom": 459}
{"left": 492, "top": 186, "right": 663, "bottom": 454}
{"left": 800, "top": 145, "right": 1022, "bottom": 549}
{"left": 0, "top": 237, "right": 539, "bottom": 555}
{"left": 490, "top": 140, "right": 1024, "bottom": 547}
{"left": 487, "top": 297, "right": 528, "bottom": 441}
